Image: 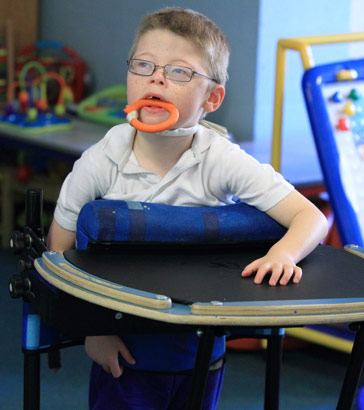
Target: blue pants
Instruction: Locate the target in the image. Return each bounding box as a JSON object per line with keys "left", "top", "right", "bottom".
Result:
{"left": 89, "top": 361, "right": 225, "bottom": 410}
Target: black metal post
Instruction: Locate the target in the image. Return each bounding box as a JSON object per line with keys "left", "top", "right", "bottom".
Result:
{"left": 26, "top": 188, "right": 43, "bottom": 238}
{"left": 337, "top": 322, "right": 364, "bottom": 410}
{"left": 24, "top": 349, "right": 40, "bottom": 410}
{"left": 264, "top": 333, "right": 284, "bottom": 410}
{"left": 187, "top": 327, "right": 216, "bottom": 410}
{"left": 22, "top": 189, "right": 43, "bottom": 410}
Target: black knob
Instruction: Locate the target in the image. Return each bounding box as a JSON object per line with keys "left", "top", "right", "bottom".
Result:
{"left": 9, "top": 274, "right": 25, "bottom": 298}
{"left": 9, "top": 231, "right": 32, "bottom": 254}
{"left": 9, "top": 275, "right": 31, "bottom": 299}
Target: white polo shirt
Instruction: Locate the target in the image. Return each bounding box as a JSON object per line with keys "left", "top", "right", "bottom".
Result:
{"left": 54, "top": 123, "right": 294, "bottom": 231}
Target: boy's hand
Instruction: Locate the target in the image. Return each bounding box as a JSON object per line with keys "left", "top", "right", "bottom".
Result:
{"left": 85, "top": 335, "right": 136, "bottom": 378}
{"left": 241, "top": 249, "right": 302, "bottom": 286}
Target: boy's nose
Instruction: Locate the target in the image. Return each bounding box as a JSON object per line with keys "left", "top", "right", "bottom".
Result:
{"left": 149, "top": 66, "right": 166, "bottom": 84}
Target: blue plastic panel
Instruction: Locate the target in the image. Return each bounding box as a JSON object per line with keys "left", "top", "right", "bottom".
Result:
{"left": 302, "top": 59, "right": 364, "bottom": 246}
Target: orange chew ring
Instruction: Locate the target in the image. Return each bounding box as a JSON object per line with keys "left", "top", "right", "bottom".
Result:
{"left": 124, "top": 99, "right": 179, "bottom": 133}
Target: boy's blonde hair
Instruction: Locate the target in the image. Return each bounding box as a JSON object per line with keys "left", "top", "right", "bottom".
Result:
{"left": 129, "top": 7, "right": 230, "bottom": 86}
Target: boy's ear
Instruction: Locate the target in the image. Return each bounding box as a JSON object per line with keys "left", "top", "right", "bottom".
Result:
{"left": 202, "top": 84, "right": 225, "bottom": 113}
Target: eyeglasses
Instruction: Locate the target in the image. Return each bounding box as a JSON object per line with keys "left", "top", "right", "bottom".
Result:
{"left": 127, "top": 59, "right": 217, "bottom": 83}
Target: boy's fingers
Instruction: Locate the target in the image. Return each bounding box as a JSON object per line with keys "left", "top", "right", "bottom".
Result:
{"left": 118, "top": 340, "right": 136, "bottom": 365}
{"left": 108, "top": 361, "right": 123, "bottom": 378}
{"left": 242, "top": 258, "right": 301, "bottom": 286}
{"left": 241, "top": 259, "right": 261, "bottom": 277}
{"left": 292, "top": 266, "right": 302, "bottom": 283}
{"left": 268, "top": 263, "right": 284, "bottom": 286}
{"left": 253, "top": 263, "right": 272, "bottom": 284}
{"left": 278, "top": 265, "right": 294, "bottom": 286}
{"left": 241, "top": 265, "right": 253, "bottom": 277}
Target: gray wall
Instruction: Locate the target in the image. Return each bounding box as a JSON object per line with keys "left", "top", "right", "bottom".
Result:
{"left": 38, "top": 0, "right": 260, "bottom": 141}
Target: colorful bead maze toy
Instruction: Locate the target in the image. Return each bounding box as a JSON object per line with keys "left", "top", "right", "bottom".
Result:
{"left": 0, "top": 60, "right": 73, "bottom": 133}
{"left": 16, "top": 41, "right": 87, "bottom": 103}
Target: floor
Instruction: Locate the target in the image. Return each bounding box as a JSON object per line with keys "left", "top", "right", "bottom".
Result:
{"left": 1, "top": 246, "right": 363, "bottom": 410}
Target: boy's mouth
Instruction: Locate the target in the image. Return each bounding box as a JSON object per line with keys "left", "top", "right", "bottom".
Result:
{"left": 143, "top": 93, "right": 167, "bottom": 101}
{"left": 147, "top": 96, "right": 161, "bottom": 100}
{"left": 124, "top": 99, "right": 179, "bottom": 132}
{"left": 142, "top": 95, "right": 168, "bottom": 113}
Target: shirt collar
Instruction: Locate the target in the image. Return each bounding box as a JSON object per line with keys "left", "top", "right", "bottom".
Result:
{"left": 101, "top": 121, "right": 224, "bottom": 171}
{"left": 190, "top": 120, "right": 227, "bottom": 158}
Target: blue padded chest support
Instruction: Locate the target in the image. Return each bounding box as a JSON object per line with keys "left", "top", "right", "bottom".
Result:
{"left": 76, "top": 200, "right": 286, "bottom": 250}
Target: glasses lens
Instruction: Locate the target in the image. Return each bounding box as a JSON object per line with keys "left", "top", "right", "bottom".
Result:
{"left": 129, "top": 59, "right": 154, "bottom": 76}
{"left": 165, "top": 65, "right": 192, "bottom": 82}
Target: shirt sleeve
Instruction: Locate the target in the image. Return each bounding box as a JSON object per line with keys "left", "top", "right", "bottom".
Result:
{"left": 54, "top": 145, "right": 109, "bottom": 231}
{"left": 206, "top": 140, "right": 294, "bottom": 211}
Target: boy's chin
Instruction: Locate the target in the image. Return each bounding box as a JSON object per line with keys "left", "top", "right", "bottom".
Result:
{"left": 139, "top": 112, "right": 169, "bottom": 125}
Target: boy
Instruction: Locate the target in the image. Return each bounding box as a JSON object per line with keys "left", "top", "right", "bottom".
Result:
{"left": 48, "top": 7, "right": 328, "bottom": 409}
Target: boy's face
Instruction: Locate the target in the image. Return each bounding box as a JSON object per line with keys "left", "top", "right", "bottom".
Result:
{"left": 127, "top": 29, "right": 219, "bottom": 130}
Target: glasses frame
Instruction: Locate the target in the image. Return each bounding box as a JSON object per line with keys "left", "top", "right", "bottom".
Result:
{"left": 126, "top": 59, "right": 218, "bottom": 83}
